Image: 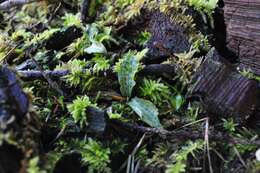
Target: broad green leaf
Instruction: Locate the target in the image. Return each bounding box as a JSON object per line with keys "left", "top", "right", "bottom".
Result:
{"left": 206, "top": 0, "right": 218, "bottom": 11}
{"left": 128, "top": 97, "right": 162, "bottom": 128}
{"left": 85, "top": 42, "right": 107, "bottom": 54}
{"left": 170, "top": 95, "right": 184, "bottom": 111}
{"left": 114, "top": 52, "right": 139, "bottom": 97}
{"left": 87, "top": 23, "right": 99, "bottom": 42}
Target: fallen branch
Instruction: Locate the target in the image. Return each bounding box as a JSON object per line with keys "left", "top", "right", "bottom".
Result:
{"left": 19, "top": 69, "right": 70, "bottom": 80}
{"left": 0, "top": 0, "right": 37, "bottom": 10}
{"left": 109, "top": 119, "right": 260, "bottom": 146}
{"left": 29, "top": 56, "right": 65, "bottom": 96}
{"left": 18, "top": 64, "right": 177, "bottom": 80}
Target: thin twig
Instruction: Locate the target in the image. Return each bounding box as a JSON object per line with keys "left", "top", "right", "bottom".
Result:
{"left": 30, "top": 56, "right": 65, "bottom": 96}
{"left": 0, "top": 0, "right": 37, "bottom": 10}
{"left": 19, "top": 69, "right": 70, "bottom": 80}
{"left": 119, "top": 134, "right": 146, "bottom": 173}
{"left": 234, "top": 146, "right": 247, "bottom": 169}
{"left": 47, "top": 2, "right": 61, "bottom": 24}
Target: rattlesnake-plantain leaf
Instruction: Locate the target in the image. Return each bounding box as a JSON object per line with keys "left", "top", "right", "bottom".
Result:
{"left": 114, "top": 52, "right": 139, "bottom": 97}
{"left": 128, "top": 97, "right": 162, "bottom": 128}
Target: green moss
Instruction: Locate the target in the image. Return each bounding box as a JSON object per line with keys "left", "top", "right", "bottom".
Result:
{"left": 67, "top": 95, "right": 96, "bottom": 127}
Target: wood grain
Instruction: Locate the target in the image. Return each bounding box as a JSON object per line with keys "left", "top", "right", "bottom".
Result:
{"left": 190, "top": 49, "right": 259, "bottom": 122}
{"left": 224, "top": 0, "right": 260, "bottom": 75}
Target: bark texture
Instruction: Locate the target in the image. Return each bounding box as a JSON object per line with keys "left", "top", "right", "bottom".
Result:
{"left": 224, "top": 0, "right": 260, "bottom": 74}
{"left": 0, "top": 65, "right": 29, "bottom": 129}
{"left": 190, "top": 49, "right": 259, "bottom": 122}
{"left": 146, "top": 11, "right": 191, "bottom": 63}
{"left": 118, "top": 10, "right": 191, "bottom": 63}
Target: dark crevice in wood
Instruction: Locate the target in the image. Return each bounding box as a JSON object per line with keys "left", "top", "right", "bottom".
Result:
{"left": 212, "top": 7, "right": 238, "bottom": 63}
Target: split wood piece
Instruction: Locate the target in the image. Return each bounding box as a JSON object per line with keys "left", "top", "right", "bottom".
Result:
{"left": 224, "top": 0, "right": 260, "bottom": 75}
{"left": 189, "top": 48, "right": 259, "bottom": 123}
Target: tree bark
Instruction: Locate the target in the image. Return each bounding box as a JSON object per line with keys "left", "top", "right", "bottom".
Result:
{"left": 224, "top": 0, "right": 260, "bottom": 75}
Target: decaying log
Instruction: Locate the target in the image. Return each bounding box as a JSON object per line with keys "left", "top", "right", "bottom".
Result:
{"left": 146, "top": 11, "right": 191, "bottom": 63}
{"left": 189, "top": 48, "right": 259, "bottom": 122}
{"left": 0, "top": 65, "right": 29, "bottom": 129}
{"left": 118, "top": 10, "right": 191, "bottom": 63}
{"left": 45, "top": 26, "right": 83, "bottom": 51}
{"left": 224, "top": 0, "right": 260, "bottom": 75}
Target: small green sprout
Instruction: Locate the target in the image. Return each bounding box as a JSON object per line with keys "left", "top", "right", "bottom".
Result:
{"left": 27, "top": 157, "right": 46, "bottom": 173}
{"left": 62, "top": 13, "right": 82, "bottom": 28}
{"left": 67, "top": 95, "right": 94, "bottom": 127}
{"left": 239, "top": 68, "right": 260, "bottom": 82}
{"left": 166, "top": 140, "right": 204, "bottom": 173}
{"left": 81, "top": 138, "right": 111, "bottom": 173}
{"left": 188, "top": 0, "right": 218, "bottom": 15}
{"left": 222, "top": 118, "right": 238, "bottom": 133}
{"left": 92, "top": 54, "right": 110, "bottom": 74}
{"left": 140, "top": 78, "right": 170, "bottom": 105}
{"left": 64, "top": 59, "right": 89, "bottom": 87}
{"left": 137, "top": 31, "right": 151, "bottom": 46}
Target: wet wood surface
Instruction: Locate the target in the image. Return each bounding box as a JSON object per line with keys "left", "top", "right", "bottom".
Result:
{"left": 224, "top": 0, "right": 260, "bottom": 75}
{"left": 190, "top": 49, "right": 259, "bottom": 122}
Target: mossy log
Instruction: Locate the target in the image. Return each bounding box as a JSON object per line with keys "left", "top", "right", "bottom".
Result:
{"left": 146, "top": 11, "right": 191, "bottom": 63}
{"left": 118, "top": 9, "right": 192, "bottom": 63}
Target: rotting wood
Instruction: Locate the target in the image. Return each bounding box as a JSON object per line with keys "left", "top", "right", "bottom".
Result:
{"left": 146, "top": 11, "right": 191, "bottom": 63}
{"left": 224, "top": 0, "right": 260, "bottom": 75}
{"left": 0, "top": 65, "right": 29, "bottom": 129}
{"left": 117, "top": 10, "right": 191, "bottom": 64}
{"left": 45, "top": 26, "right": 83, "bottom": 51}
{"left": 189, "top": 48, "right": 259, "bottom": 123}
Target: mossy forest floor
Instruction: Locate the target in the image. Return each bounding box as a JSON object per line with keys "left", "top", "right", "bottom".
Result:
{"left": 0, "top": 0, "right": 260, "bottom": 173}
